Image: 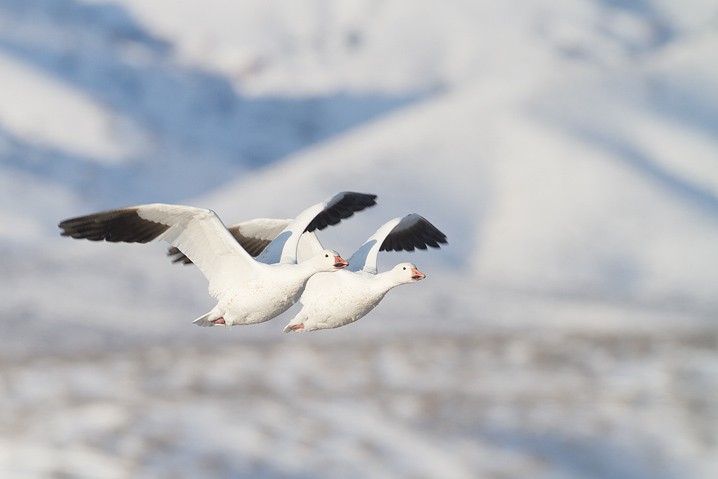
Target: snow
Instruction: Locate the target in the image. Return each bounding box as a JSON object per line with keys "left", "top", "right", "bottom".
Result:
{"left": 2, "top": 333, "right": 717, "bottom": 478}
{"left": 1, "top": 0, "right": 717, "bottom": 477}
{"left": 0, "top": 52, "right": 131, "bottom": 162}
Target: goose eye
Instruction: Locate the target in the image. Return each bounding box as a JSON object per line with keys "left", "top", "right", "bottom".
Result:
{"left": 403, "top": 266, "right": 407, "bottom": 270}
{"left": 325, "top": 253, "right": 329, "bottom": 258}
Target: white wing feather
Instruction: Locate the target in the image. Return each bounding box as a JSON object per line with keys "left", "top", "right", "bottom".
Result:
{"left": 137, "top": 204, "right": 259, "bottom": 297}
{"left": 256, "top": 200, "right": 330, "bottom": 265}
{"left": 226, "top": 218, "right": 325, "bottom": 263}
{"left": 296, "top": 231, "right": 324, "bottom": 262}
{"left": 347, "top": 216, "right": 402, "bottom": 274}
{"left": 233, "top": 218, "right": 292, "bottom": 242}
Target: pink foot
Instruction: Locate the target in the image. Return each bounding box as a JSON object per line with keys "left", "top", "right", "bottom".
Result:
{"left": 211, "top": 317, "right": 226, "bottom": 325}
{"left": 289, "top": 323, "right": 304, "bottom": 331}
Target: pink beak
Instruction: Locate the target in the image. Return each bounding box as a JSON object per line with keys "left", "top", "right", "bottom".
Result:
{"left": 411, "top": 267, "right": 426, "bottom": 281}
{"left": 334, "top": 255, "right": 349, "bottom": 269}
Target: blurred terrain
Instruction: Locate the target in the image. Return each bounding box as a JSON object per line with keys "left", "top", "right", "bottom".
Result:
{"left": 2, "top": 330, "right": 717, "bottom": 478}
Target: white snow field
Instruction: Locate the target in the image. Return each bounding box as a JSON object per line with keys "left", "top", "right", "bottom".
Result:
{"left": 1, "top": 0, "right": 717, "bottom": 477}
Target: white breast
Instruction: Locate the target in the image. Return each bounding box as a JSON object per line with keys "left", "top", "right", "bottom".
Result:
{"left": 296, "top": 270, "right": 388, "bottom": 330}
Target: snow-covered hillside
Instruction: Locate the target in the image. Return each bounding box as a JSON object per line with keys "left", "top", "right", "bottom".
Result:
{"left": 1, "top": 0, "right": 717, "bottom": 478}
{"left": 3, "top": 0, "right": 717, "bottom": 310}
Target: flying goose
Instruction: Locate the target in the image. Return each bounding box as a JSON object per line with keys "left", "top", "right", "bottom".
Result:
{"left": 284, "top": 214, "right": 446, "bottom": 332}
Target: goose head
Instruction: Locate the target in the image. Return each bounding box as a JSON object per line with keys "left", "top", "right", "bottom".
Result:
{"left": 388, "top": 262, "right": 426, "bottom": 284}
{"left": 308, "top": 249, "right": 349, "bottom": 272}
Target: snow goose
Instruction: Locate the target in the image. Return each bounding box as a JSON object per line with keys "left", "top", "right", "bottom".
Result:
{"left": 58, "top": 192, "right": 377, "bottom": 327}
{"left": 283, "top": 214, "right": 447, "bottom": 332}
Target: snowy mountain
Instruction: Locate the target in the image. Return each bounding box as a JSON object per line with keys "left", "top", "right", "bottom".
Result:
{"left": 1, "top": 1, "right": 717, "bottom": 478}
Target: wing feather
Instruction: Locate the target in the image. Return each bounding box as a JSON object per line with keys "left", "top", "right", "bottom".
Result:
{"left": 167, "top": 218, "right": 292, "bottom": 264}
{"left": 348, "top": 214, "right": 448, "bottom": 273}
{"left": 167, "top": 217, "right": 327, "bottom": 266}
{"left": 379, "top": 214, "right": 447, "bottom": 252}
{"left": 257, "top": 191, "right": 376, "bottom": 265}
{"left": 305, "top": 192, "right": 377, "bottom": 232}
{"left": 59, "top": 204, "right": 259, "bottom": 298}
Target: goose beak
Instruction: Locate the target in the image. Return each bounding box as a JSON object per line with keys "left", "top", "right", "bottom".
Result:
{"left": 333, "top": 255, "right": 349, "bottom": 269}
{"left": 411, "top": 267, "right": 426, "bottom": 281}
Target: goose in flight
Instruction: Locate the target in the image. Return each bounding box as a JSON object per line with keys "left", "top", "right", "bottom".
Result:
{"left": 58, "top": 192, "right": 377, "bottom": 327}
{"left": 284, "top": 214, "right": 447, "bottom": 332}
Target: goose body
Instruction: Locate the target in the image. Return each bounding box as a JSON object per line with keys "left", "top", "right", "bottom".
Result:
{"left": 58, "top": 192, "right": 376, "bottom": 327}
{"left": 284, "top": 213, "right": 445, "bottom": 331}
{"left": 193, "top": 253, "right": 347, "bottom": 327}
{"left": 284, "top": 262, "right": 427, "bottom": 332}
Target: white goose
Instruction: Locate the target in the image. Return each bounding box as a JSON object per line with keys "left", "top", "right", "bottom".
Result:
{"left": 170, "top": 213, "right": 447, "bottom": 332}
{"left": 284, "top": 214, "right": 447, "bottom": 332}
{"left": 58, "top": 192, "right": 377, "bottom": 327}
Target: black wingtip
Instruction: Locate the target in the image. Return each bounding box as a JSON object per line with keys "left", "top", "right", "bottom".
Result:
{"left": 58, "top": 207, "right": 170, "bottom": 243}
{"left": 167, "top": 246, "right": 193, "bottom": 265}
{"left": 305, "top": 192, "right": 378, "bottom": 232}
{"left": 379, "top": 215, "right": 448, "bottom": 253}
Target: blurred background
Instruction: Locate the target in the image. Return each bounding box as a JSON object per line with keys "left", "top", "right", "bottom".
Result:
{"left": 1, "top": 0, "right": 717, "bottom": 477}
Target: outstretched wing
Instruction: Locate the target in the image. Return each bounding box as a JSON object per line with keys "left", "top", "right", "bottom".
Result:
{"left": 347, "top": 214, "right": 447, "bottom": 273}
{"left": 304, "top": 191, "right": 378, "bottom": 232}
{"left": 59, "top": 204, "right": 259, "bottom": 298}
{"left": 256, "top": 191, "right": 377, "bottom": 265}
{"left": 167, "top": 218, "right": 291, "bottom": 264}
{"left": 167, "top": 218, "right": 327, "bottom": 265}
